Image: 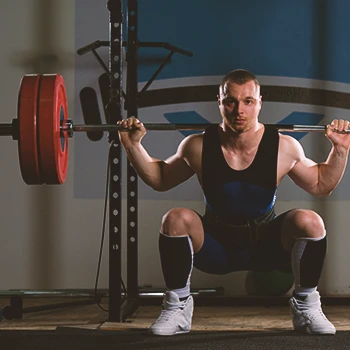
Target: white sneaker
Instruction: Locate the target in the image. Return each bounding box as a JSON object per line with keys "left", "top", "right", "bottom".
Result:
{"left": 149, "top": 291, "right": 194, "bottom": 336}
{"left": 289, "top": 291, "right": 336, "bottom": 335}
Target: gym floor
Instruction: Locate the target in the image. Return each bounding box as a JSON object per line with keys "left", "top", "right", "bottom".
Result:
{"left": 0, "top": 296, "right": 350, "bottom": 349}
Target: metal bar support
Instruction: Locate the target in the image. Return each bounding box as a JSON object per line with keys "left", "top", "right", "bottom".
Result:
{"left": 106, "top": 0, "right": 124, "bottom": 322}
{"left": 125, "top": 0, "right": 139, "bottom": 307}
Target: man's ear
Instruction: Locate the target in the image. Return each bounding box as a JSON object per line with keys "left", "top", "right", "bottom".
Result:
{"left": 217, "top": 94, "right": 221, "bottom": 106}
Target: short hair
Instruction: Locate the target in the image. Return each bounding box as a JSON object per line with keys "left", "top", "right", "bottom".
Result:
{"left": 219, "top": 69, "right": 260, "bottom": 94}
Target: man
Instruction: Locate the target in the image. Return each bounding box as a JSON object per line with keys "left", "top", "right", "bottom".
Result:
{"left": 118, "top": 69, "right": 350, "bottom": 336}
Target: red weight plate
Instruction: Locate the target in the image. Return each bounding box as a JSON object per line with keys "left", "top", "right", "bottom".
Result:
{"left": 17, "top": 74, "right": 44, "bottom": 184}
{"left": 38, "top": 74, "right": 69, "bottom": 184}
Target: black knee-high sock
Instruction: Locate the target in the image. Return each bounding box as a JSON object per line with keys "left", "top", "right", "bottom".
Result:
{"left": 158, "top": 233, "right": 193, "bottom": 298}
{"left": 291, "top": 234, "right": 327, "bottom": 296}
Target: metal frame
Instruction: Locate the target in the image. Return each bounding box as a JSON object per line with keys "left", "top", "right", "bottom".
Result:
{"left": 106, "top": 0, "right": 124, "bottom": 322}
{"left": 0, "top": 0, "right": 218, "bottom": 323}
{"left": 125, "top": 0, "right": 139, "bottom": 314}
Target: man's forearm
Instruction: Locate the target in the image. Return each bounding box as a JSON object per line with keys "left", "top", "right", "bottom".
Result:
{"left": 124, "top": 143, "right": 163, "bottom": 190}
{"left": 318, "top": 145, "right": 349, "bottom": 195}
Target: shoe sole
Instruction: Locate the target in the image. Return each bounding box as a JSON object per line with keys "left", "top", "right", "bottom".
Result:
{"left": 149, "top": 328, "right": 191, "bottom": 336}
{"left": 294, "top": 326, "right": 336, "bottom": 335}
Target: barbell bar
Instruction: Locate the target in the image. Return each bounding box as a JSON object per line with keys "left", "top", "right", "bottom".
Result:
{"left": 64, "top": 123, "right": 341, "bottom": 134}
{"left": 0, "top": 73, "right": 349, "bottom": 185}
{"left": 0, "top": 121, "right": 344, "bottom": 137}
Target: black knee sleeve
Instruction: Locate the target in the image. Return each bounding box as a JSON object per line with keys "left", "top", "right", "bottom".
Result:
{"left": 300, "top": 236, "right": 327, "bottom": 287}
{"left": 158, "top": 233, "right": 193, "bottom": 290}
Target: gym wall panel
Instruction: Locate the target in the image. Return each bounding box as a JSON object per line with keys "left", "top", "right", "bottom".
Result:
{"left": 0, "top": 0, "right": 349, "bottom": 297}
{"left": 73, "top": 0, "right": 350, "bottom": 296}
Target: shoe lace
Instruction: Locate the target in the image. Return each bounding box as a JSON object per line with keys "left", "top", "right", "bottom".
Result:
{"left": 154, "top": 300, "right": 185, "bottom": 323}
{"left": 296, "top": 299, "right": 328, "bottom": 322}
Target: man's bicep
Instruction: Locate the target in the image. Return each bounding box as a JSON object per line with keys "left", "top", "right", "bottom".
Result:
{"left": 280, "top": 135, "right": 319, "bottom": 193}
{"left": 288, "top": 155, "right": 319, "bottom": 193}
{"left": 157, "top": 134, "right": 201, "bottom": 190}
{"left": 161, "top": 155, "right": 195, "bottom": 190}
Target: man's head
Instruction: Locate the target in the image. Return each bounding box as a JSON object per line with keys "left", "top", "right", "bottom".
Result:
{"left": 218, "top": 69, "right": 262, "bottom": 133}
{"left": 219, "top": 69, "right": 260, "bottom": 95}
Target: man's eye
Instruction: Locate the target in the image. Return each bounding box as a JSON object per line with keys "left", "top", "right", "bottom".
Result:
{"left": 245, "top": 100, "right": 253, "bottom": 104}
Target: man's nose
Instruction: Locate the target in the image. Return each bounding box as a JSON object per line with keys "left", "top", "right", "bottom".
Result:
{"left": 236, "top": 102, "right": 244, "bottom": 114}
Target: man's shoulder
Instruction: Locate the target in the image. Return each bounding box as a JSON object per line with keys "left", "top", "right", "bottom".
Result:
{"left": 278, "top": 133, "right": 303, "bottom": 155}
{"left": 184, "top": 132, "right": 204, "bottom": 143}
{"left": 278, "top": 132, "right": 299, "bottom": 144}
{"left": 177, "top": 133, "right": 204, "bottom": 157}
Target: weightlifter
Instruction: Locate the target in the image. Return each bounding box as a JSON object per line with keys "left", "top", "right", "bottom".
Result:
{"left": 118, "top": 69, "right": 350, "bottom": 336}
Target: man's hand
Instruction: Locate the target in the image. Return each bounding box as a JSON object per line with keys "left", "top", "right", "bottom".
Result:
{"left": 117, "top": 117, "right": 147, "bottom": 148}
{"left": 326, "top": 119, "right": 350, "bottom": 150}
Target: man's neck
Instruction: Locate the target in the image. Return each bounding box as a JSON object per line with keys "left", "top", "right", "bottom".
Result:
{"left": 219, "top": 122, "right": 264, "bottom": 151}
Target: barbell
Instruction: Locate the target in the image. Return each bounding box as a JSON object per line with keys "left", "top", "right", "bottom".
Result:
{"left": 0, "top": 73, "right": 347, "bottom": 185}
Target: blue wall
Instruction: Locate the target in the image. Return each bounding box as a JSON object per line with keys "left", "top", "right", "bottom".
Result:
{"left": 137, "top": 0, "right": 350, "bottom": 83}
{"left": 74, "top": 0, "right": 350, "bottom": 200}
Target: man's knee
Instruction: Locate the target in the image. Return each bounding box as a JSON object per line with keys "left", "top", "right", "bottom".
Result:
{"left": 286, "top": 209, "right": 325, "bottom": 239}
{"left": 282, "top": 209, "right": 326, "bottom": 251}
{"left": 160, "top": 208, "right": 204, "bottom": 252}
{"left": 161, "top": 208, "right": 198, "bottom": 236}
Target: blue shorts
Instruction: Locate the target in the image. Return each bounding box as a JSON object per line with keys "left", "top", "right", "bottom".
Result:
{"left": 193, "top": 211, "right": 292, "bottom": 275}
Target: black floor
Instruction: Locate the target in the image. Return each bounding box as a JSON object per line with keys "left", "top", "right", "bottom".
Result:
{"left": 0, "top": 328, "right": 348, "bottom": 350}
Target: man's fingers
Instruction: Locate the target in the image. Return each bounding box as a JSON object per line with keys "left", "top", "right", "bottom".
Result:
{"left": 117, "top": 117, "right": 143, "bottom": 130}
{"left": 328, "top": 119, "right": 350, "bottom": 133}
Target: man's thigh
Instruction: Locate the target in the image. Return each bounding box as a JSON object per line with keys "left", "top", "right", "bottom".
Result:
{"left": 248, "top": 211, "right": 293, "bottom": 271}
{"left": 193, "top": 210, "right": 293, "bottom": 274}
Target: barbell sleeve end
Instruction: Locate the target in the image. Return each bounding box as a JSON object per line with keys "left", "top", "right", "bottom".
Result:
{"left": 0, "top": 121, "right": 17, "bottom": 139}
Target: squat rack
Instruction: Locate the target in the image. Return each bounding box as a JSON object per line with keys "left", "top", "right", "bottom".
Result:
{"left": 105, "top": 0, "right": 215, "bottom": 322}
{"left": 0, "top": 0, "right": 221, "bottom": 323}
{"left": 81, "top": 0, "right": 196, "bottom": 322}
{"left": 77, "top": 0, "right": 226, "bottom": 322}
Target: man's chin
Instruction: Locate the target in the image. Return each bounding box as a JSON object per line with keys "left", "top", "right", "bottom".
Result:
{"left": 229, "top": 124, "right": 248, "bottom": 134}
